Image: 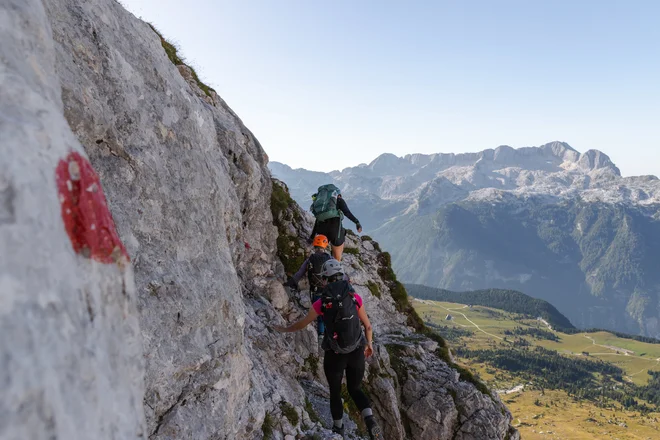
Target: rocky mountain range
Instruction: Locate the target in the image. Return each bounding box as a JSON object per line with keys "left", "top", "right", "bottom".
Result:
{"left": 2, "top": 1, "right": 517, "bottom": 439}
{"left": 270, "top": 143, "right": 660, "bottom": 338}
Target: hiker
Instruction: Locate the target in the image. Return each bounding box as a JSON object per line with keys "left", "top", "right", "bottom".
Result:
{"left": 274, "top": 259, "right": 382, "bottom": 439}
{"left": 283, "top": 234, "right": 332, "bottom": 338}
{"left": 309, "top": 184, "right": 362, "bottom": 262}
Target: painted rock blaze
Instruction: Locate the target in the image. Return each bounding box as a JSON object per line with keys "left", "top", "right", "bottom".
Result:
{"left": 55, "top": 151, "right": 128, "bottom": 264}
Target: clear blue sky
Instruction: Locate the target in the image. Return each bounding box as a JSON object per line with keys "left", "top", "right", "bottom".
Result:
{"left": 121, "top": 0, "right": 660, "bottom": 176}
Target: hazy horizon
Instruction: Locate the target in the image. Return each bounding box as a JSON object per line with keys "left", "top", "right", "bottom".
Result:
{"left": 122, "top": 0, "right": 660, "bottom": 177}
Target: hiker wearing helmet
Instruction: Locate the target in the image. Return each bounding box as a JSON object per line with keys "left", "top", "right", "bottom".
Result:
{"left": 309, "top": 184, "right": 362, "bottom": 262}
{"left": 274, "top": 259, "right": 382, "bottom": 439}
{"left": 283, "top": 234, "right": 332, "bottom": 337}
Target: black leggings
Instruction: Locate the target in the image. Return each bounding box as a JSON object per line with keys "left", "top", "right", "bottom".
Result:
{"left": 323, "top": 347, "right": 371, "bottom": 420}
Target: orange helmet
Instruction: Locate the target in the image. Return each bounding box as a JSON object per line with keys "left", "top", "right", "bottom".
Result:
{"left": 312, "top": 235, "right": 329, "bottom": 248}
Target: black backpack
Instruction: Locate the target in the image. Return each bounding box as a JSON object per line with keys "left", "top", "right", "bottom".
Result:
{"left": 308, "top": 252, "right": 331, "bottom": 294}
{"left": 321, "top": 280, "right": 363, "bottom": 354}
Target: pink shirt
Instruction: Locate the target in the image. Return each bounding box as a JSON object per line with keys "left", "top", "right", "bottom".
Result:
{"left": 313, "top": 293, "right": 363, "bottom": 315}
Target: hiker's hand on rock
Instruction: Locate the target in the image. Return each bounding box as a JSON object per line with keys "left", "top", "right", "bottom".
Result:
{"left": 364, "top": 343, "right": 374, "bottom": 358}
{"left": 273, "top": 325, "right": 287, "bottom": 333}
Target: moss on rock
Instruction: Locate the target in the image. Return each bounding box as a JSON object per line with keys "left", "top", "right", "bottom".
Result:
{"left": 367, "top": 280, "right": 381, "bottom": 299}
{"left": 279, "top": 401, "right": 299, "bottom": 426}
{"left": 271, "top": 181, "right": 306, "bottom": 275}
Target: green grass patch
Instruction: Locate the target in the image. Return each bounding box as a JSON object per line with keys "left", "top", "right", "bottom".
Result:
{"left": 304, "top": 397, "right": 322, "bottom": 425}
{"left": 385, "top": 344, "right": 410, "bottom": 381}
{"left": 367, "top": 281, "right": 381, "bottom": 299}
{"left": 343, "top": 247, "right": 360, "bottom": 255}
{"left": 341, "top": 384, "right": 367, "bottom": 436}
{"left": 271, "top": 181, "right": 295, "bottom": 220}
{"left": 377, "top": 252, "right": 392, "bottom": 270}
{"left": 452, "top": 362, "right": 492, "bottom": 397}
{"left": 276, "top": 234, "right": 305, "bottom": 275}
{"left": 262, "top": 411, "right": 274, "bottom": 439}
{"left": 304, "top": 354, "right": 319, "bottom": 376}
{"left": 279, "top": 401, "right": 299, "bottom": 426}
{"left": 360, "top": 235, "right": 382, "bottom": 251}
{"left": 271, "top": 181, "right": 306, "bottom": 275}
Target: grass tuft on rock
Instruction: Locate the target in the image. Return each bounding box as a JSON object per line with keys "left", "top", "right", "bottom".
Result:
{"left": 304, "top": 354, "right": 319, "bottom": 376}
{"left": 341, "top": 384, "right": 367, "bottom": 435}
{"left": 271, "top": 181, "right": 306, "bottom": 275}
{"left": 361, "top": 235, "right": 382, "bottom": 251}
{"left": 147, "top": 23, "right": 216, "bottom": 97}
{"left": 343, "top": 246, "right": 360, "bottom": 255}
{"left": 262, "top": 411, "right": 274, "bottom": 439}
{"left": 304, "top": 397, "right": 322, "bottom": 425}
{"left": 367, "top": 280, "right": 381, "bottom": 299}
{"left": 280, "top": 401, "right": 299, "bottom": 426}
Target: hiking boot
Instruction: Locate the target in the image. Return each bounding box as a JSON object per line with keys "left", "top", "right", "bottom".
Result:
{"left": 365, "top": 416, "right": 382, "bottom": 439}
{"left": 332, "top": 424, "right": 345, "bottom": 437}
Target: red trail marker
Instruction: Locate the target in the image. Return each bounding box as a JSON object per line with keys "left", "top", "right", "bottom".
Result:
{"left": 55, "top": 151, "right": 129, "bottom": 264}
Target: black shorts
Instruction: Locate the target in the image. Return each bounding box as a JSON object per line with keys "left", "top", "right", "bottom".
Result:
{"left": 315, "top": 217, "right": 346, "bottom": 246}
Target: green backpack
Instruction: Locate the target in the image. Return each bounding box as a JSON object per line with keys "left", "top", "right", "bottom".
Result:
{"left": 310, "top": 184, "right": 344, "bottom": 222}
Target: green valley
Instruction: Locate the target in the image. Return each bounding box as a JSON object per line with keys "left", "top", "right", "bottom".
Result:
{"left": 412, "top": 297, "right": 660, "bottom": 439}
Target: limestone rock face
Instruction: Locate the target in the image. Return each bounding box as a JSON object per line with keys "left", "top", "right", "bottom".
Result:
{"left": 3, "top": 0, "right": 518, "bottom": 438}
{"left": 44, "top": 0, "right": 288, "bottom": 437}
{"left": 0, "top": 1, "right": 145, "bottom": 439}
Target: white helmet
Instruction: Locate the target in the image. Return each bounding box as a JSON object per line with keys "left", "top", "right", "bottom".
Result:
{"left": 321, "top": 258, "right": 344, "bottom": 278}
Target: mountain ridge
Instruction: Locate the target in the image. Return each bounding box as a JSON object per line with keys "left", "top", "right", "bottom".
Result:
{"left": 270, "top": 142, "right": 660, "bottom": 338}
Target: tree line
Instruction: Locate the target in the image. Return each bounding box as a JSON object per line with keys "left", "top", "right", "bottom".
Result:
{"left": 406, "top": 284, "right": 575, "bottom": 329}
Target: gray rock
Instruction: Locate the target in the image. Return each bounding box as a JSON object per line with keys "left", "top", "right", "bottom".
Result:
{"left": 421, "top": 340, "right": 439, "bottom": 352}
{"left": 0, "top": 1, "right": 145, "bottom": 439}
{"left": 3, "top": 0, "right": 518, "bottom": 438}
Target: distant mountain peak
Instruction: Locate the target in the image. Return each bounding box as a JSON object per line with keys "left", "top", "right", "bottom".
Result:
{"left": 270, "top": 142, "right": 657, "bottom": 211}
{"left": 577, "top": 149, "right": 621, "bottom": 175}
{"left": 368, "top": 152, "right": 410, "bottom": 173}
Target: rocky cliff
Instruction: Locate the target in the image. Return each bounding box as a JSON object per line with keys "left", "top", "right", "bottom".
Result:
{"left": 1, "top": 0, "right": 517, "bottom": 438}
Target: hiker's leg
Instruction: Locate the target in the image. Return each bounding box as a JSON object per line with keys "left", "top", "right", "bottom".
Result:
{"left": 324, "top": 350, "right": 348, "bottom": 422}
{"left": 317, "top": 316, "right": 325, "bottom": 335}
{"left": 330, "top": 225, "right": 346, "bottom": 261}
{"left": 332, "top": 243, "right": 344, "bottom": 261}
{"left": 345, "top": 347, "right": 371, "bottom": 411}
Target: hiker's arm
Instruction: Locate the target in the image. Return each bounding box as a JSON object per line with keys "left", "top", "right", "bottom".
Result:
{"left": 337, "top": 197, "right": 361, "bottom": 229}
{"left": 291, "top": 257, "right": 310, "bottom": 283}
{"left": 273, "top": 308, "right": 319, "bottom": 333}
{"left": 357, "top": 306, "right": 373, "bottom": 347}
